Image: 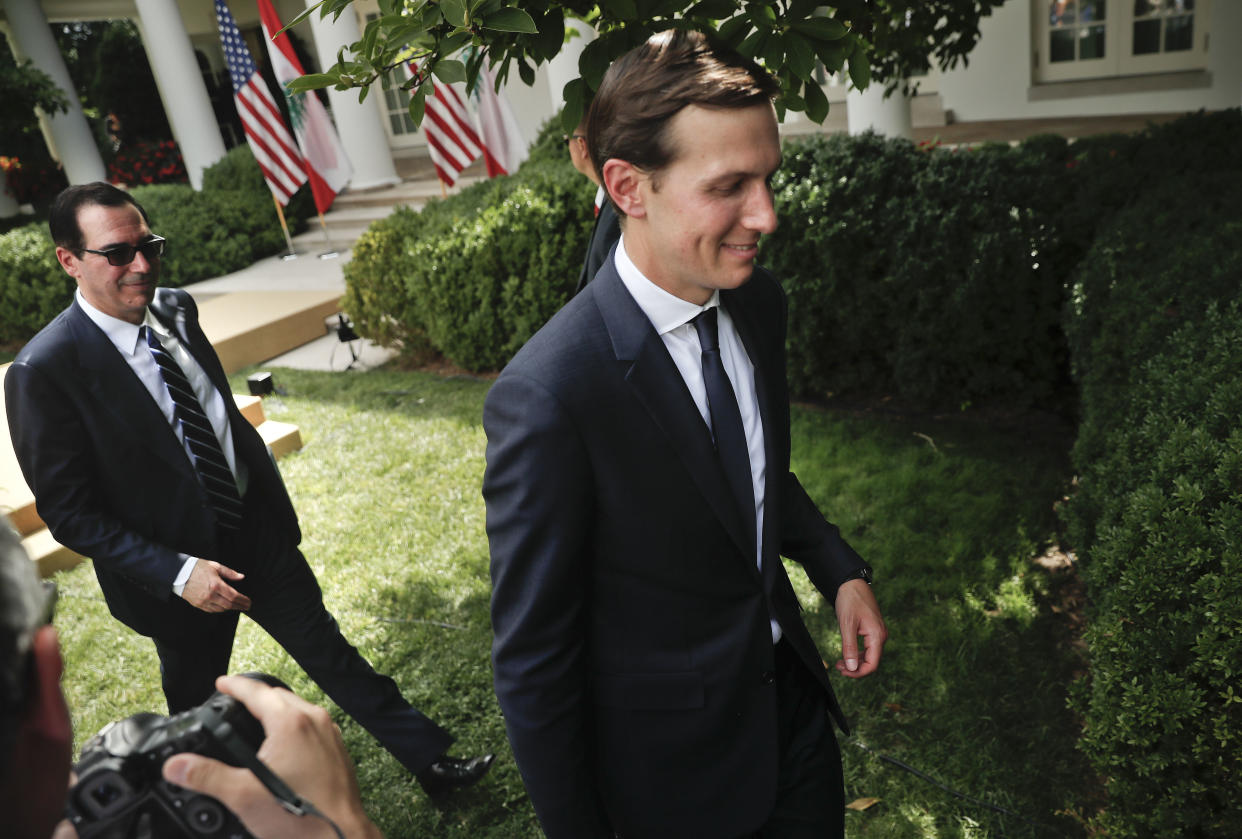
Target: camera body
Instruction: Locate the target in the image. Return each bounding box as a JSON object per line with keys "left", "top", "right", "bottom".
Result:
{"left": 65, "top": 673, "right": 285, "bottom": 839}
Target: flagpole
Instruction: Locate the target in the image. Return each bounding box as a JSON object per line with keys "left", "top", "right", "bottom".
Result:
{"left": 316, "top": 212, "right": 339, "bottom": 260}
{"left": 273, "top": 196, "right": 298, "bottom": 261}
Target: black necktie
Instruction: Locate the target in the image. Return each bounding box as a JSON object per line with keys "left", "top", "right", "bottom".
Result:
{"left": 144, "top": 326, "right": 243, "bottom": 531}
{"left": 692, "top": 308, "right": 756, "bottom": 554}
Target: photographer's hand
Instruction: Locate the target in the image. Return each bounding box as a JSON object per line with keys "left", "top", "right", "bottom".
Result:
{"left": 162, "top": 675, "right": 383, "bottom": 839}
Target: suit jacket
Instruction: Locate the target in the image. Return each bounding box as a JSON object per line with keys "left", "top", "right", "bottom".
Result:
{"left": 5, "top": 288, "right": 299, "bottom": 640}
{"left": 573, "top": 200, "right": 621, "bottom": 296}
{"left": 483, "top": 261, "right": 867, "bottom": 839}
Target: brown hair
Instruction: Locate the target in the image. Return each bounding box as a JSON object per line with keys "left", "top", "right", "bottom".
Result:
{"left": 585, "top": 29, "right": 778, "bottom": 203}
{"left": 48, "top": 182, "right": 149, "bottom": 253}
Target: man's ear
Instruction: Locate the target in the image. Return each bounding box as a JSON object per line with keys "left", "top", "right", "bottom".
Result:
{"left": 54, "top": 247, "right": 81, "bottom": 279}
{"left": 602, "top": 159, "right": 647, "bottom": 219}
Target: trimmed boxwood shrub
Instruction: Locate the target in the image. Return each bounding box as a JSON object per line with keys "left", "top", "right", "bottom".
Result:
{"left": 343, "top": 157, "right": 593, "bottom": 370}
{"left": 1066, "top": 301, "right": 1242, "bottom": 838}
{"left": 131, "top": 183, "right": 291, "bottom": 288}
{"left": 762, "top": 130, "right": 1072, "bottom": 408}
{"left": 1062, "top": 165, "right": 1242, "bottom": 836}
{"left": 0, "top": 222, "right": 74, "bottom": 343}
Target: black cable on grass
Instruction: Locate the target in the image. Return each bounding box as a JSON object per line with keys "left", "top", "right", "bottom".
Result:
{"left": 850, "top": 739, "right": 1066, "bottom": 836}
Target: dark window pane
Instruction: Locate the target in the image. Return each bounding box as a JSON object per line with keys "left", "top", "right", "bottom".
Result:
{"left": 1133, "top": 0, "right": 1156, "bottom": 16}
{"left": 1133, "top": 19, "right": 1161, "bottom": 53}
{"left": 1050, "top": 0, "right": 1077, "bottom": 25}
{"left": 1051, "top": 28, "right": 1077, "bottom": 61}
{"left": 1165, "top": 16, "right": 1193, "bottom": 51}
{"left": 1083, "top": 0, "right": 1106, "bottom": 22}
{"left": 1081, "top": 24, "right": 1107, "bottom": 58}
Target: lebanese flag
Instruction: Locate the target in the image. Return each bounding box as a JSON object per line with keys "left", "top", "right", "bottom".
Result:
{"left": 473, "top": 65, "right": 526, "bottom": 177}
{"left": 256, "top": 0, "right": 353, "bottom": 213}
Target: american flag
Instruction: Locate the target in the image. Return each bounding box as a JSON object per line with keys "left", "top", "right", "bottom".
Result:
{"left": 421, "top": 77, "right": 482, "bottom": 188}
{"left": 215, "top": 0, "right": 306, "bottom": 205}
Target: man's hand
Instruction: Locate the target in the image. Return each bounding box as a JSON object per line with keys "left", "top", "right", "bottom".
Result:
{"left": 834, "top": 579, "right": 887, "bottom": 678}
{"left": 162, "top": 675, "right": 383, "bottom": 839}
{"left": 182, "top": 560, "right": 251, "bottom": 613}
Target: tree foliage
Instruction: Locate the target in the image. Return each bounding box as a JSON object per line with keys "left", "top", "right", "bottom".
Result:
{"left": 286, "top": 0, "right": 1003, "bottom": 131}
{"left": 0, "top": 47, "right": 69, "bottom": 137}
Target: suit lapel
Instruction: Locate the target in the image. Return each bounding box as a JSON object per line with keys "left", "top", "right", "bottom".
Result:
{"left": 594, "top": 266, "right": 757, "bottom": 565}
{"left": 67, "top": 302, "right": 193, "bottom": 476}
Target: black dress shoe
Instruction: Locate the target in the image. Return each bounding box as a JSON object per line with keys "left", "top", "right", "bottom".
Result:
{"left": 416, "top": 753, "right": 495, "bottom": 798}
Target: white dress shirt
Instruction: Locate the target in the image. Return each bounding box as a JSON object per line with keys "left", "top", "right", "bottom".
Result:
{"left": 614, "top": 238, "right": 781, "bottom": 643}
{"left": 75, "top": 290, "right": 246, "bottom": 595}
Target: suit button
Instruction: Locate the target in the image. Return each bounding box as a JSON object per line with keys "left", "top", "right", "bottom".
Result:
{"left": 760, "top": 670, "right": 775, "bottom": 685}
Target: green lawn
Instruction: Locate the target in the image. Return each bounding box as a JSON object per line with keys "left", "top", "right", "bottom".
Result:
{"left": 52, "top": 366, "right": 1092, "bottom": 838}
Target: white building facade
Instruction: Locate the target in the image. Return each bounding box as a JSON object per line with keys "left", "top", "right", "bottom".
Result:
{"left": 2, "top": 0, "right": 1239, "bottom": 205}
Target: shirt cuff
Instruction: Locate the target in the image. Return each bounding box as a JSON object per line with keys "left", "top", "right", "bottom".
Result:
{"left": 173, "top": 554, "right": 198, "bottom": 598}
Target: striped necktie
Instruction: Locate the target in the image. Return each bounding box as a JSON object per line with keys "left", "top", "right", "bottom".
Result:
{"left": 691, "top": 307, "right": 756, "bottom": 555}
{"left": 144, "top": 326, "right": 243, "bottom": 531}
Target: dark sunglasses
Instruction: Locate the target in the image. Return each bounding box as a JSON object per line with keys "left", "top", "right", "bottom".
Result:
{"left": 79, "top": 236, "right": 166, "bottom": 266}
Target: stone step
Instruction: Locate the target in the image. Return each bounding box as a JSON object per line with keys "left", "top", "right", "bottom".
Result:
{"left": 196, "top": 290, "right": 344, "bottom": 375}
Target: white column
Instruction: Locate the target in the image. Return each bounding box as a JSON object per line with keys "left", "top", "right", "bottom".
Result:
{"left": 846, "top": 83, "right": 913, "bottom": 140}
{"left": 307, "top": 3, "right": 399, "bottom": 190}
{"left": 1, "top": 0, "right": 106, "bottom": 185}
{"left": 132, "top": 0, "right": 225, "bottom": 190}
{"left": 546, "top": 19, "right": 594, "bottom": 110}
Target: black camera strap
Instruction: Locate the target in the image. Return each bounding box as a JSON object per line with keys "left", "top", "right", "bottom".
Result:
{"left": 215, "top": 723, "right": 345, "bottom": 839}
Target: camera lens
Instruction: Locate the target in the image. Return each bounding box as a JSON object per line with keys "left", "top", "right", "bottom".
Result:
{"left": 184, "top": 798, "right": 225, "bottom": 833}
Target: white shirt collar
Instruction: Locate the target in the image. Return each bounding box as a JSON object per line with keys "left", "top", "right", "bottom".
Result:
{"left": 75, "top": 289, "right": 156, "bottom": 357}
{"left": 614, "top": 234, "right": 719, "bottom": 337}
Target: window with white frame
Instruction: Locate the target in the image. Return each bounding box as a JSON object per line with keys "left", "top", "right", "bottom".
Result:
{"left": 1035, "top": 0, "right": 1210, "bottom": 83}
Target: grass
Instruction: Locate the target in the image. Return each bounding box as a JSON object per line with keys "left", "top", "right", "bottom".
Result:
{"left": 51, "top": 366, "right": 1093, "bottom": 838}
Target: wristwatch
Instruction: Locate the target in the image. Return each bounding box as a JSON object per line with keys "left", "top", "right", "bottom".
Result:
{"left": 837, "top": 566, "right": 874, "bottom": 588}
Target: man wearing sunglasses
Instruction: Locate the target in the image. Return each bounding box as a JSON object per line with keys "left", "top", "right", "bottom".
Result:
{"left": 4, "top": 183, "right": 492, "bottom": 800}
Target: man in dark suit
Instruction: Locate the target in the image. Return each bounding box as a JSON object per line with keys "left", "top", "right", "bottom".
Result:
{"left": 5, "top": 183, "right": 491, "bottom": 797}
{"left": 567, "top": 118, "right": 621, "bottom": 296}
{"left": 483, "top": 30, "right": 887, "bottom": 839}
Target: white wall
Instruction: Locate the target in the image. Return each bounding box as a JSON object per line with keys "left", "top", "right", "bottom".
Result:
{"left": 936, "top": 1, "right": 1242, "bottom": 121}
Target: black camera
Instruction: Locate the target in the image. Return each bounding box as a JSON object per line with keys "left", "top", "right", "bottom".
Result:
{"left": 65, "top": 673, "right": 288, "bottom": 839}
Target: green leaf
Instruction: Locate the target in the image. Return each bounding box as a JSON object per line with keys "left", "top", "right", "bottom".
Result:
{"left": 608, "top": 0, "right": 639, "bottom": 21}
{"left": 737, "top": 28, "right": 768, "bottom": 59}
{"left": 441, "top": 0, "right": 468, "bottom": 28}
{"left": 761, "top": 32, "right": 783, "bottom": 68}
{"left": 440, "top": 31, "right": 473, "bottom": 55}
{"left": 579, "top": 38, "right": 614, "bottom": 90}
{"left": 481, "top": 7, "right": 538, "bottom": 33}
{"left": 357, "top": 84, "right": 370, "bottom": 104}
{"left": 287, "top": 73, "right": 337, "bottom": 93}
{"left": 531, "top": 9, "right": 565, "bottom": 61}
{"left": 517, "top": 57, "right": 535, "bottom": 85}
{"left": 561, "top": 79, "right": 587, "bottom": 134}
{"left": 848, "top": 41, "right": 871, "bottom": 90}
{"left": 803, "top": 77, "right": 829, "bottom": 123}
{"left": 433, "top": 58, "right": 467, "bottom": 84}
{"left": 408, "top": 85, "right": 427, "bottom": 127}
{"left": 687, "top": 0, "right": 737, "bottom": 19}
{"left": 791, "top": 16, "right": 847, "bottom": 41}
{"left": 276, "top": 0, "right": 324, "bottom": 36}
{"left": 783, "top": 31, "right": 816, "bottom": 80}
{"left": 717, "top": 15, "right": 751, "bottom": 48}
{"left": 813, "top": 40, "right": 847, "bottom": 73}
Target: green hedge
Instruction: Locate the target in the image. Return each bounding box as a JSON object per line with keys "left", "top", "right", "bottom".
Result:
{"left": 762, "top": 131, "right": 1071, "bottom": 407}
{"left": 0, "top": 222, "right": 74, "bottom": 343}
{"left": 0, "top": 145, "right": 312, "bottom": 343}
{"left": 1062, "top": 175, "right": 1242, "bottom": 837}
{"left": 343, "top": 157, "right": 593, "bottom": 370}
